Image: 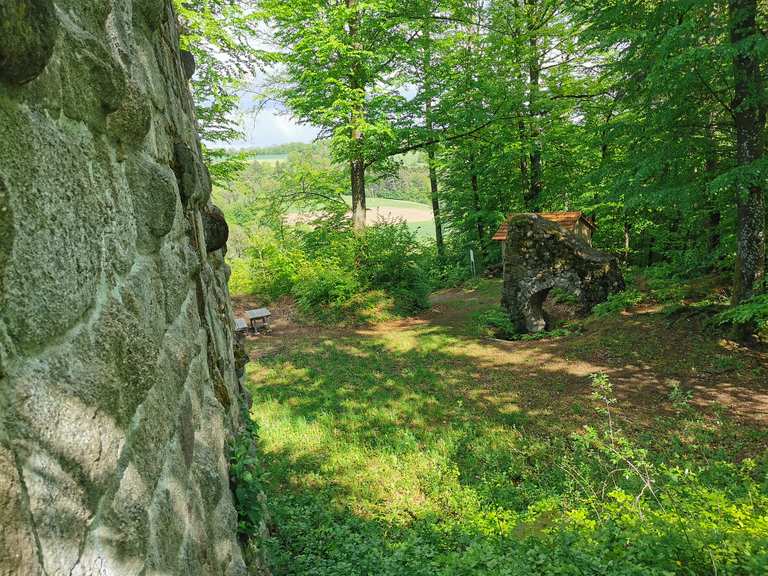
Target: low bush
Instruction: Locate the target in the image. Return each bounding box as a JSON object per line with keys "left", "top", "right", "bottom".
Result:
{"left": 474, "top": 307, "right": 518, "bottom": 339}
{"left": 229, "top": 217, "right": 433, "bottom": 322}
{"left": 592, "top": 289, "right": 644, "bottom": 316}
{"left": 474, "top": 307, "right": 581, "bottom": 341}
{"left": 713, "top": 292, "right": 768, "bottom": 340}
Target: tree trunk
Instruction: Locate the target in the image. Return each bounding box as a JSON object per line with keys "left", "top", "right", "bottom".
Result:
{"left": 704, "top": 121, "right": 721, "bottom": 255}
{"left": 525, "top": 0, "right": 542, "bottom": 211}
{"left": 423, "top": 24, "right": 445, "bottom": 258}
{"left": 623, "top": 220, "right": 631, "bottom": 264}
{"left": 470, "top": 149, "right": 484, "bottom": 259}
{"left": 347, "top": 0, "right": 366, "bottom": 230}
{"left": 729, "top": 0, "right": 766, "bottom": 303}
{"left": 350, "top": 156, "right": 366, "bottom": 230}
{"left": 428, "top": 146, "right": 445, "bottom": 259}
{"left": 517, "top": 115, "right": 529, "bottom": 205}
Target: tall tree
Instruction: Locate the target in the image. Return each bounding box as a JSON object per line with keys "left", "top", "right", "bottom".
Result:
{"left": 174, "top": 0, "right": 261, "bottom": 183}
{"left": 729, "top": 0, "right": 766, "bottom": 303}
{"left": 258, "top": 0, "right": 416, "bottom": 229}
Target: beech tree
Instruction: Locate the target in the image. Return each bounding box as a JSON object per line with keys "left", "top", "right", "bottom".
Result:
{"left": 257, "top": 0, "right": 418, "bottom": 229}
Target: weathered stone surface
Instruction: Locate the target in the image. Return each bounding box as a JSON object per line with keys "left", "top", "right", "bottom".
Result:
{"left": 107, "top": 81, "right": 153, "bottom": 148}
{"left": 0, "top": 0, "right": 59, "bottom": 85}
{"left": 203, "top": 205, "right": 230, "bottom": 253}
{"left": 181, "top": 49, "right": 196, "bottom": 80}
{"left": 502, "top": 214, "right": 624, "bottom": 332}
{"left": 0, "top": 2, "right": 257, "bottom": 575}
{"left": 173, "top": 141, "right": 212, "bottom": 208}
{"left": 133, "top": 0, "right": 168, "bottom": 29}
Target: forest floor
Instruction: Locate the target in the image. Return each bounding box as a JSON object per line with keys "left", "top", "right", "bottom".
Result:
{"left": 234, "top": 279, "right": 768, "bottom": 575}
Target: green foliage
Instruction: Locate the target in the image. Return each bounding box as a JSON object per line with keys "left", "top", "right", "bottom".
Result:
{"left": 474, "top": 307, "right": 518, "bottom": 340}
{"left": 229, "top": 417, "right": 267, "bottom": 541}
{"left": 356, "top": 223, "right": 432, "bottom": 313}
{"left": 237, "top": 230, "right": 303, "bottom": 301}
{"left": 474, "top": 307, "right": 581, "bottom": 341}
{"left": 549, "top": 287, "right": 580, "bottom": 306}
{"left": 292, "top": 261, "right": 360, "bottom": 315}
{"left": 714, "top": 293, "right": 768, "bottom": 335}
{"left": 592, "top": 289, "right": 644, "bottom": 317}
{"left": 230, "top": 215, "right": 432, "bottom": 322}
{"left": 174, "top": 0, "right": 261, "bottom": 146}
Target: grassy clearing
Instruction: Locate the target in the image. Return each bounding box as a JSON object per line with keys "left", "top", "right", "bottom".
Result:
{"left": 243, "top": 279, "right": 768, "bottom": 575}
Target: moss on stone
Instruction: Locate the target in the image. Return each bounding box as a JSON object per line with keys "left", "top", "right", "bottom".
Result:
{"left": 107, "top": 81, "right": 152, "bottom": 148}
{"left": 0, "top": 177, "right": 12, "bottom": 303}
{"left": 0, "top": 0, "right": 58, "bottom": 86}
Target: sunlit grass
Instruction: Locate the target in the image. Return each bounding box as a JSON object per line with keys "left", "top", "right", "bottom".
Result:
{"left": 245, "top": 279, "right": 768, "bottom": 575}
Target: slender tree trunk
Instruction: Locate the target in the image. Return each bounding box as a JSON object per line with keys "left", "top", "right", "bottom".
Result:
{"left": 347, "top": 0, "right": 366, "bottom": 230}
{"left": 623, "top": 220, "right": 631, "bottom": 264}
{"left": 350, "top": 157, "right": 366, "bottom": 230}
{"left": 517, "top": 115, "right": 529, "bottom": 204}
{"left": 428, "top": 145, "right": 445, "bottom": 258}
{"left": 423, "top": 23, "right": 445, "bottom": 259}
{"left": 704, "top": 121, "right": 721, "bottom": 255}
{"left": 525, "top": 0, "right": 542, "bottom": 211}
{"left": 729, "top": 0, "right": 766, "bottom": 303}
{"left": 470, "top": 149, "right": 484, "bottom": 259}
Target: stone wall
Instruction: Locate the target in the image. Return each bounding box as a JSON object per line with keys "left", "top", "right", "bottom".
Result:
{"left": 0, "top": 1, "right": 252, "bottom": 574}
{"left": 502, "top": 214, "right": 624, "bottom": 333}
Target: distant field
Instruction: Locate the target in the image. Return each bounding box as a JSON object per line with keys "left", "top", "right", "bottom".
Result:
{"left": 285, "top": 196, "right": 436, "bottom": 239}
{"left": 253, "top": 154, "right": 288, "bottom": 164}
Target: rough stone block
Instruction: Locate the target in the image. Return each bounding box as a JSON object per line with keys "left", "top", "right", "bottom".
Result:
{"left": 502, "top": 213, "right": 624, "bottom": 332}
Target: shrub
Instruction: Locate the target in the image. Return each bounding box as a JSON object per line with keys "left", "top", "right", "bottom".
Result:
{"left": 474, "top": 307, "right": 518, "bottom": 339}
{"left": 229, "top": 216, "right": 433, "bottom": 322}
{"left": 713, "top": 292, "right": 768, "bottom": 339}
{"left": 592, "top": 289, "right": 644, "bottom": 316}
{"left": 357, "top": 221, "right": 432, "bottom": 313}
{"left": 292, "top": 259, "right": 360, "bottom": 314}
{"left": 237, "top": 231, "right": 304, "bottom": 300}
{"left": 549, "top": 287, "right": 580, "bottom": 306}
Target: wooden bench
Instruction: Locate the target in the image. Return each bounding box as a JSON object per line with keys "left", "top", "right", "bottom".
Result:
{"left": 234, "top": 318, "right": 249, "bottom": 335}
{"left": 245, "top": 308, "right": 271, "bottom": 333}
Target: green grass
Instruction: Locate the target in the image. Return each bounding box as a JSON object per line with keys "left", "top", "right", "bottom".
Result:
{"left": 244, "top": 279, "right": 768, "bottom": 575}
{"left": 407, "top": 220, "right": 436, "bottom": 240}
{"left": 349, "top": 196, "right": 432, "bottom": 210}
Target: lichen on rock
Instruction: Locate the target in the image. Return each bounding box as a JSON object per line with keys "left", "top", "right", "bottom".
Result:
{"left": 502, "top": 213, "right": 625, "bottom": 333}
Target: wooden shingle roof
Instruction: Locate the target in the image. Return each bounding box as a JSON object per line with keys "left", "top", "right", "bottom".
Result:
{"left": 493, "top": 212, "right": 596, "bottom": 241}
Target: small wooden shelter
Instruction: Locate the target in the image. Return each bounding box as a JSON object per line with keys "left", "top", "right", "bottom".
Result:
{"left": 493, "top": 211, "right": 596, "bottom": 246}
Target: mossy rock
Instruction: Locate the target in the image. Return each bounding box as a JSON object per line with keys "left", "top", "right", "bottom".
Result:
{"left": 126, "top": 156, "right": 179, "bottom": 253}
{"left": 107, "top": 81, "right": 152, "bottom": 148}
{"left": 202, "top": 205, "right": 229, "bottom": 253}
{"left": 133, "top": 0, "right": 168, "bottom": 30}
{"left": 172, "top": 142, "right": 211, "bottom": 208}
{"left": 0, "top": 0, "right": 59, "bottom": 85}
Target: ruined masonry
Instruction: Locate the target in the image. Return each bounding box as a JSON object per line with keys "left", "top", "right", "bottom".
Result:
{"left": 502, "top": 214, "right": 625, "bottom": 333}
{"left": 0, "top": 1, "right": 259, "bottom": 574}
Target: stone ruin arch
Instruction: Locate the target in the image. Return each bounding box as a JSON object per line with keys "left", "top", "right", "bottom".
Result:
{"left": 501, "top": 214, "right": 625, "bottom": 333}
